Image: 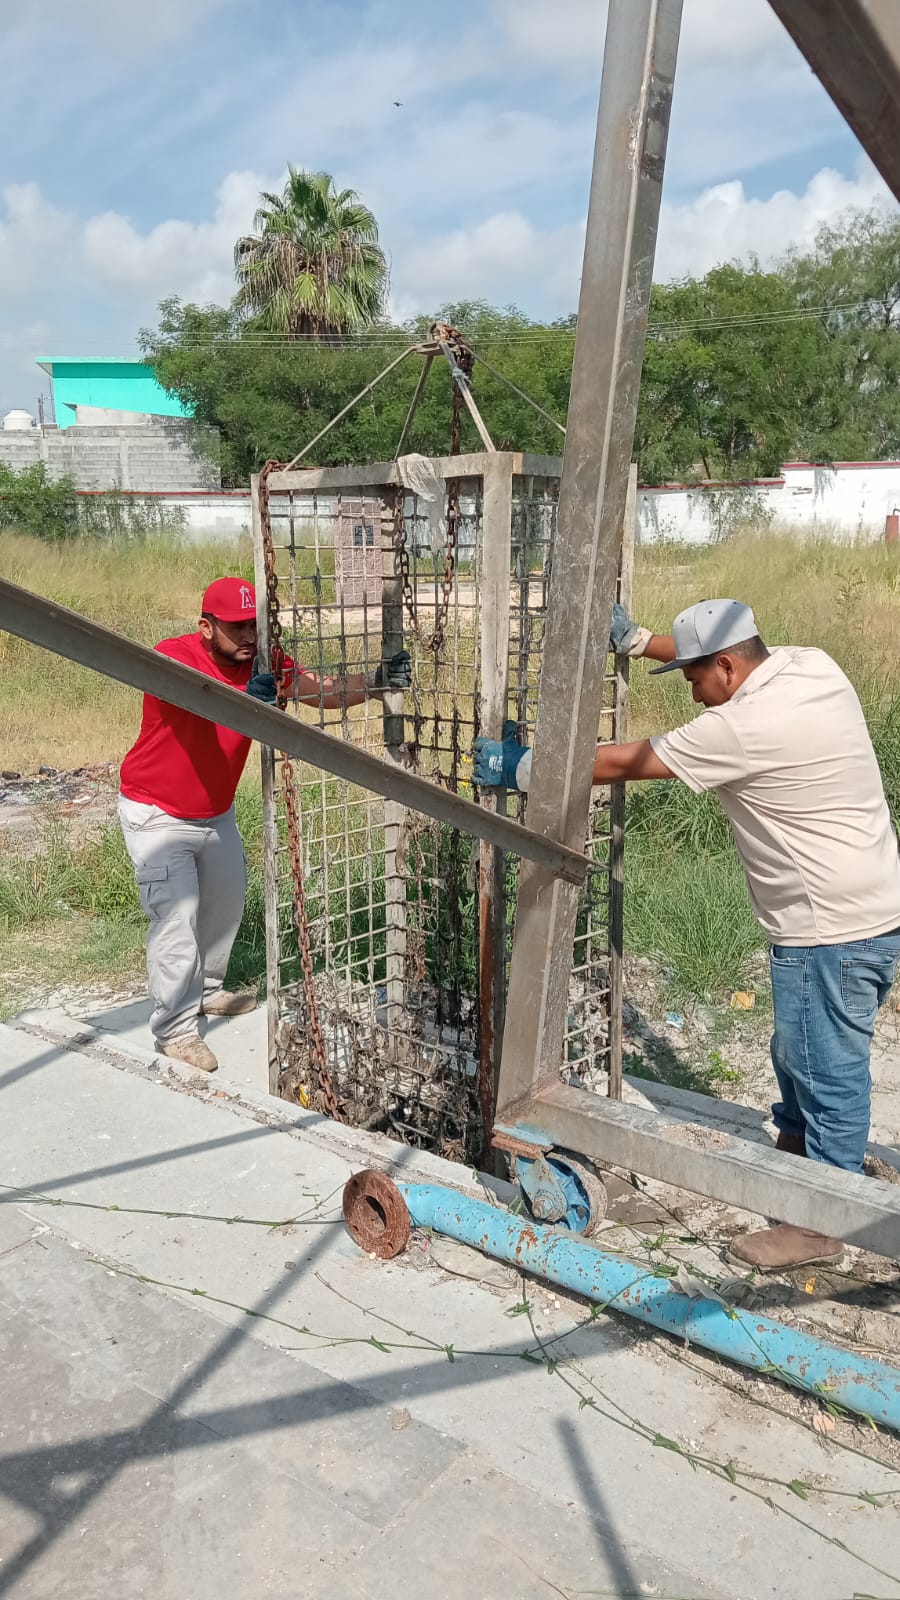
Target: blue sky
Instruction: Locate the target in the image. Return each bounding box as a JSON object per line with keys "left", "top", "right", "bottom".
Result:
{"left": 0, "top": 0, "right": 895, "bottom": 413}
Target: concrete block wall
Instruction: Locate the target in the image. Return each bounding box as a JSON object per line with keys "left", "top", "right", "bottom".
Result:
{"left": 0, "top": 421, "right": 218, "bottom": 491}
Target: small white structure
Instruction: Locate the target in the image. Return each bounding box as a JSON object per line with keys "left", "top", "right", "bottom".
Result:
{"left": 2, "top": 409, "right": 36, "bottom": 432}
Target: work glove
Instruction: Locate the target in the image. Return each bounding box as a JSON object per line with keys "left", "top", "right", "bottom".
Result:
{"left": 246, "top": 657, "right": 279, "bottom": 704}
{"left": 609, "top": 602, "right": 654, "bottom": 658}
{"left": 369, "top": 649, "right": 412, "bottom": 690}
{"left": 609, "top": 602, "right": 640, "bottom": 654}
{"left": 473, "top": 720, "right": 531, "bottom": 791}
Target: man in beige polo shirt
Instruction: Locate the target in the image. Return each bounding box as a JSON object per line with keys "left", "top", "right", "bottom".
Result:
{"left": 474, "top": 599, "right": 900, "bottom": 1270}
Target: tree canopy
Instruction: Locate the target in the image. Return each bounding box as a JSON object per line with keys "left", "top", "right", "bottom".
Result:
{"left": 234, "top": 167, "right": 387, "bottom": 337}
{"left": 141, "top": 202, "right": 900, "bottom": 486}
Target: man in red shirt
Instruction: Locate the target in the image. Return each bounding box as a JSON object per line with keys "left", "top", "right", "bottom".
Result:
{"left": 119, "top": 576, "right": 410, "bottom": 1073}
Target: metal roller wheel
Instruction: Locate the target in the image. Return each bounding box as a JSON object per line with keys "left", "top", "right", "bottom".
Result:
{"left": 513, "top": 1147, "right": 608, "bottom": 1236}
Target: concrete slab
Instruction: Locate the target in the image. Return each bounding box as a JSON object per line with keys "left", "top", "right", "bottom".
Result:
{"left": 1, "top": 1019, "right": 899, "bottom": 1600}
{"left": 0, "top": 1283, "right": 373, "bottom": 1600}
{"left": 335, "top": 1452, "right": 727, "bottom": 1600}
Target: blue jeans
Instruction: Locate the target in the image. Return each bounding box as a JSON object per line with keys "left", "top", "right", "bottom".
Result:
{"left": 770, "top": 929, "right": 900, "bottom": 1173}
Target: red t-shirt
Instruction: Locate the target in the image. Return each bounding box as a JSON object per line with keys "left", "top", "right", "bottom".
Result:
{"left": 120, "top": 633, "right": 291, "bottom": 819}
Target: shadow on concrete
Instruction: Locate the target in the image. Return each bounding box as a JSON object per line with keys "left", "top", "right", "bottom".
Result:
{"left": 0, "top": 1219, "right": 341, "bottom": 1596}
{"left": 79, "top": 998, "right": 153, "bottom": 1032}
{"left": 557, "top": 1417, "right": 644, "bottom": 1599}
{"left": 0, "top": 1042, "right": 75, "bottom": 1094}
{"left": 0, "top": 1265, "right": 674, "bottom": 1600}
{"left": 0, "top": 1125, "right": 280, "bottom": 1205}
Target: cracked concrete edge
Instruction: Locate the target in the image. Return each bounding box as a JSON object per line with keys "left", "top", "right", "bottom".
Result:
{"left": 6, "top": 1009, "right": 520, "bottom": 1209}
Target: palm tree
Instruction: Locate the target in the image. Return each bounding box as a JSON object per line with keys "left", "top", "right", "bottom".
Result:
{"left": 234, "top": 168, "right": 387, "bottom": 337}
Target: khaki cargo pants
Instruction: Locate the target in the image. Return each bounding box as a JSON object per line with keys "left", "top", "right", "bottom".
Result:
{"left": 118, "top": 797, "right": 247, "bottom": 1044}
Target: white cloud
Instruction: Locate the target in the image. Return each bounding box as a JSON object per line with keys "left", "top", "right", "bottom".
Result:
{"left": 490, "top": 0, "right": 837, "bottom": 190}
{"left": 391, "top": 212, "right": 585, "bottom": 318}
{"left": 655, "top": 161, "right": 897, "bottom": 280}
{"left": 0, "top": 186, "right": 74, "bottom": 302}
{"left": 493, "top": 0, "right": 789, "bottom": 77}
{"left": 366, "top": 105, "right": 593, "bottom": 224}
{"left": 81, "top": 170, "right": 270, "bottom": 306}
{"left": 391, "top": 161, "right": 898, "bottom": 317}
{"left": 3, "top": 0, "right": 231, "bottom": 53}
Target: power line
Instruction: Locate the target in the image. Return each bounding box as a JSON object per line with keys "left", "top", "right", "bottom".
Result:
{"left": 5, "top": 299, "right": 886, "bottom": 360}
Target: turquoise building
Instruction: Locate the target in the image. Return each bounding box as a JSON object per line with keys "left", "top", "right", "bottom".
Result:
{"left": 36, "top": 358, "right": 192, "bottom": 429}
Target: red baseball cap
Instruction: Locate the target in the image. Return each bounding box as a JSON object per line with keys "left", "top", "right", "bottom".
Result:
{"left": 201, "top": 577, "right": 257, "bottom": 622}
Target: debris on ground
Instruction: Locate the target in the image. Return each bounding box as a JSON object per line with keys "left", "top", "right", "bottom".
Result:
{"left": 0, "top": 762, "right": 119, "bottom": 849}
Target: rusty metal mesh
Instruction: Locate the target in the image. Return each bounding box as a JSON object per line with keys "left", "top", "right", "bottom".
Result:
{"left": 261, "top": 467, "right": 618, "bottom": 1161}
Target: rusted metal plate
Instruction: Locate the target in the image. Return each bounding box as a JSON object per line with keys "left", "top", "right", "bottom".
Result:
{"left": 342, "top": 1169, "right": 411, "bottom": 1259}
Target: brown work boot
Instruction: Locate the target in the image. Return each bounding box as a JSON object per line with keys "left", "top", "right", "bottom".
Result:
{"left": 775, "top": 1131, "right": 807, "bottom": 1157}
{"left": 729, "top": 1223, "right": 843, "bottom": 1270}
{"left": 157, "top": 1034, "right": 218, "bottom": 1073}
{"left": 202, "top": 990, "right": 257, "bottom": 1018}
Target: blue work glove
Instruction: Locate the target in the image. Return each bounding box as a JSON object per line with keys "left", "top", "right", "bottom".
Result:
{"left": 370, "top": 649, "right": 412, "bottom": 690}
{"left": 473, "top": 720, "right": 530, "bottom": 790}
{"left": 609, "top": 601, "right": 641, "bottom": 654}
{"left": 246, "top": 656, "right": 279, "bottom": 704}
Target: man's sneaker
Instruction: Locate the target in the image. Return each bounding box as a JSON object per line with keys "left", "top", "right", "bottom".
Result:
{"left": 729, "top": 1223, "right": 843, "bottom": 1271}
{"left": 157, "top": 1035, "right": 218, "bottom": 1073}
{"left": 202, "top": 990, "right": 257, "bottom": 1018}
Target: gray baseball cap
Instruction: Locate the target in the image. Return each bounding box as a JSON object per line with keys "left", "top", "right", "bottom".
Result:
{"left": 650, "top": 598, "right": 758, "bottom": 675}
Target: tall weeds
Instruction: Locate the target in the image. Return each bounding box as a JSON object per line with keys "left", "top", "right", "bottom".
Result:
{"left": 1, "top": 527, "right": 899, "bottom": 1006}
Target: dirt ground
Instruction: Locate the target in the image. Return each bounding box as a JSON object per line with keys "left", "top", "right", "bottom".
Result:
{"left": 0, "top": 762, "right": 120, "bottom": 851}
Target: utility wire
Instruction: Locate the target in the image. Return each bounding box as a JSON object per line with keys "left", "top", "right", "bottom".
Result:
{"left": 8, "top": 299, "right": 885, "bottom": 355}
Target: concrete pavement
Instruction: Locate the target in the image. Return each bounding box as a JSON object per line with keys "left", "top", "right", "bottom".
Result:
{"left": 0, "top": 1012, "right": 898, "bottom": 1599}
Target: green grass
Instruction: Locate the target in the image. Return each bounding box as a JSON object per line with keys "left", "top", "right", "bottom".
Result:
{"left": 624, "top": 836, "right": 763, "bottom": 1001}
{"left": 0, "top": 786, "right": 271, "bottom": 1015}
{"left": 3, "top": 526, "right": 900, "bottom": 1038}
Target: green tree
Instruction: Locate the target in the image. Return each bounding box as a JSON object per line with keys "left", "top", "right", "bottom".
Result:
{"left": 636, "top": 264, "right": 829, "bottom": 482}
{"left": 234, "top": 167, "right": 387, "bottom": 337}
{"left": 143, "top": 202, "right": 900, "bottom": 486}
{"left": 784, "top": 209, "right": 900, "bottom": 460}
{"left": 0, "top": 462, "right": 78, "bottom": 540}
{"left": 141, "top": 299, "right": 571, "bottom": 482}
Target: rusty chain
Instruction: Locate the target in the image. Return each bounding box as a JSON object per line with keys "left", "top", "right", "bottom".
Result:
{"left": 258, "top": 459, "right": 343, "bottom": 1121}
{"left": 393, "top": 477, "right": 459, "bottom": 653}
{"left": 392, "top": 321, "right": 472, "bottom": 652}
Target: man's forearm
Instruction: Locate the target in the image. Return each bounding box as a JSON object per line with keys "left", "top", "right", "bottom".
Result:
{"left": 294, "top": 672, "right": 368, "bottom": 710}
{"left": 642, "top": 633, "right": 676, "bottom": 664}
{"left": 592, "top": 738, "right": 674, "bottom": 784}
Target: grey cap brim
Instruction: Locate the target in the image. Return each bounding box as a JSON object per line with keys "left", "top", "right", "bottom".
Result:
{"left": 649, "top": 656, "right": 699, "bottom": 675}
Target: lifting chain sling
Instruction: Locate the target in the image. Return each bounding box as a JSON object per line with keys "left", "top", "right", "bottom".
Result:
{"left": 258, "top": 459, "right": 343, "bottom": 1121}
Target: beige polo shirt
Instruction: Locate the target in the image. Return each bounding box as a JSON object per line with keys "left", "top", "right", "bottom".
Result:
{"left": 650, "top": 647, "right": 900, "bottom": 946}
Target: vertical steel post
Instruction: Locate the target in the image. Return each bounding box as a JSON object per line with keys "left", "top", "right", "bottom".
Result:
{"left": 496, "top": 0, "right": 682, "bottom": 1115}
{"left": 381, "top": 489, "right": 408, "bottom": 1038}
{"left": 607, "top": 463, "right": 637, "bottom": 1102}
{"left": 477, "top": 456, "right": 514, "bottom": 1160}
{"left": 251, "top": 473, "right": 283, "bottom": 1097}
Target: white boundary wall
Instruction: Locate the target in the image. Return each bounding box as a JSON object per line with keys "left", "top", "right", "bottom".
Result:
{"left": 638, "top": 461, "right": 900, "bottom": 545}
{"left": 68, "top": 463, "right": 900, "bottom": 548}
{"left": 75, "top": 489, "right": 252, "bottom": 542}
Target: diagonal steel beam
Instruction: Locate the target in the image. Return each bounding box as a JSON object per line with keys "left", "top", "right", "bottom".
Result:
{"left": 0, "top": 577, "right": 588, "bottom": 884}
{"left": 496, "top": 0, "right": 683, "bottom": 1111}
{"left": 767, "top": 0, "right": 900, "bottom": 201}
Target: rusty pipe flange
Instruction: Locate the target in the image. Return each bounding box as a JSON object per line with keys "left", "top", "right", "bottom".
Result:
{"left": 342, "top": 1169, "right": 411, "bottom": 1260}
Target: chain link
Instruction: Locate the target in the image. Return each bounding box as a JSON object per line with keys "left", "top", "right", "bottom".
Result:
{"left": 391, "top": 321, "right": 472, "bottom": 653}
{"left": 258, "top": 459, "right": 343, "bottom": 1121}
{"left": 392, "top": 476, "right": 459, "bottom": 653}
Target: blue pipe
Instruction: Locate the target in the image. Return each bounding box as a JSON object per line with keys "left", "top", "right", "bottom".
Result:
{"left": 397, "top": 1181, "right": 900, "bottom": 1430}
